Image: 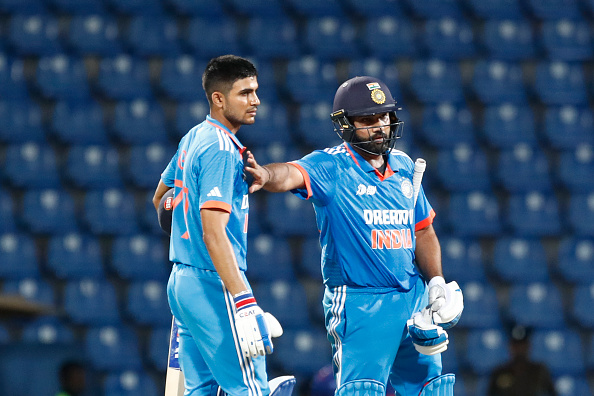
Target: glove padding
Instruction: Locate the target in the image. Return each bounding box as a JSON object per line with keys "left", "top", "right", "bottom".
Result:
{"left": 427, "top": 278, "right": 464, "bottom": 329}
{"left": 407, "top": 310, "right": 449, "bottom": 356}
{"left": 234, "top": 292, "right": 283, "bottom": 359}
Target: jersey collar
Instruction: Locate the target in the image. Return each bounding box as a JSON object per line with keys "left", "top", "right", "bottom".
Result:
{"left": 344, "top": 143, "right": 395, "bottom": 181}
{"left": 206, "top": 115, "right": 246, "bottom": 154}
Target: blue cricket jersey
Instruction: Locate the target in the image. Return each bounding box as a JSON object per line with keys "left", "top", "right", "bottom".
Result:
{"left": 161, "top": 116, "right": 249, "bottom": 271}
{"left": 291, "top": 143, "right": 435, "bottom": 290}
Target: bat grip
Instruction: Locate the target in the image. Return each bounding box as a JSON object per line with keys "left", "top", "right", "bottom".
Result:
{"left": 412, "top": 158, "right": 426, "bottom": 207}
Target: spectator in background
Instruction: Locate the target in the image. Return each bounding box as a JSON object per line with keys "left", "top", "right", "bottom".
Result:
{"left": 55, "top": 360, "right": 86, "bottom": 396}
{"left": 487, "top": 324, "right": 557, "bottom": 396}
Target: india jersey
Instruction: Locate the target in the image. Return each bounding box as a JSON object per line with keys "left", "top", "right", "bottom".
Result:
{"left": 161, "top": 115, "right": 249, "bottom": 271}
{"left": 291, "top": 143, "right": 435, "bottom": 290}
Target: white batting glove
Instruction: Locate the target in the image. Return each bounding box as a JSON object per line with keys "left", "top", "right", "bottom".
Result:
{"left": 233, "top": 291, "right": 282, "bottom": 359}
{"left": 427, "top": 277, "right": 464, "bottom": 329}
{"left": 407, "top": 309, "right": 449, "bottom": 355}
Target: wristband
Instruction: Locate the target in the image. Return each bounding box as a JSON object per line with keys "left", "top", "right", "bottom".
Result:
{"left": 233, "top": 291, "right": 257, "bottom": 311}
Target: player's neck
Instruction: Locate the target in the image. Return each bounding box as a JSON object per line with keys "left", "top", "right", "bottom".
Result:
{"left": 209, "top": 111, "right": 240, "bottom": 134}
{"left": 354, "top": 147, "right": 386, "bottom": 172}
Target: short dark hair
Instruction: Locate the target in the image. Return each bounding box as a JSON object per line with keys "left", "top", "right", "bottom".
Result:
{"left": 202, "top": 55, "right": 258, "bottom": 105}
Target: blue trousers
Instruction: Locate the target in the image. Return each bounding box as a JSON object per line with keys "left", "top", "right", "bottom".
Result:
{"left": 167, "top": 263, "right": 269, "bottom": 396}
{"left": 324, "top": 277, "right": 442, "bottom": 396}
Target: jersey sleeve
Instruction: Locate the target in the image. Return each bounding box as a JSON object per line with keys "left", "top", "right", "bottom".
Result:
{"left": 289, "top": 150, "right": 336, "bottom": 206}
{"left": 161, "top": 151, "right": 179, "bottom": 188}
{"left": 196, "top": 141, "right": 238, "bottom": 213}
{"left": 415, "top": 184, "right": 436, "bottom": 231}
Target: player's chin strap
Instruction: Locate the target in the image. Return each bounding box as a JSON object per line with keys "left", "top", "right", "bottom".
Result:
{"left": 418, "top": 374, "right": 455, "bottom": 396}
{"left": 216, "top": 376, "right": 296, "bottom": 396}
{"left": 335, "top": 379, "right": 385, "bottom": 396}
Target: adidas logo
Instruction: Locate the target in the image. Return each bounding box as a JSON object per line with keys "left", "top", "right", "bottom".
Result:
{"left": 207, "top": 187, "right": 222, "bottom": 197}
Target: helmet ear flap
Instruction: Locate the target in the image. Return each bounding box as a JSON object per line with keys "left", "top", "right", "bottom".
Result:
{"left": 331, "top": 109, "right": 355, "bottom": 142}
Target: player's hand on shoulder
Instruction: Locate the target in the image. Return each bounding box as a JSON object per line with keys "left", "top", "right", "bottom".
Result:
{"left": 407, "top": 309, "right": 449, "bottom": 355}
{"left": 427, "top": 276, "right": 464, "bottom": 329}
{"left": 233, "top": 291, "right": 283, "bottom": 359}
{"left": 243, "top": 150, "right": 268, "bottom": 193}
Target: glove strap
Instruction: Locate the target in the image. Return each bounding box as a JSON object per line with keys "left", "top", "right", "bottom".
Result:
{"left": 233, "top": 290, "right": 257, "bottom": 312}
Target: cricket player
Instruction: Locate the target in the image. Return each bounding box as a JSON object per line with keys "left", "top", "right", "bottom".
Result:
{"left": 153, "top": 55, "right": 293, "bottom": 396}
{"left": 245, "top": 76, "right": 463, "bottom": 395}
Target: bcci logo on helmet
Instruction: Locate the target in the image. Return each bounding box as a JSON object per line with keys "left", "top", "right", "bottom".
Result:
{"left": 371, "top": 89, "right": 386, "bottom": 104}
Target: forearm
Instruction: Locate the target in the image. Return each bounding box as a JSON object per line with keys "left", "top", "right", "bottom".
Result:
{"left": 261, "top": 163, "right": 305, "bottom": 192}
{"left": 414, "top": 224, "right": 444, "bottom": 281}
{"left": 153, "top": 179, "right": 171, "bottom": 211}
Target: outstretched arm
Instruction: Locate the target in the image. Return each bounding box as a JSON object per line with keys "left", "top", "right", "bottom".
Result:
{"left": 244, "top": 150, "right": 306, "bottom": 193}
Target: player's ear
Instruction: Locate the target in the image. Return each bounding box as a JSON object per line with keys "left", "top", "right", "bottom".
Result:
{"left": 211, "top": 91, "right": 225, "bottom": 108}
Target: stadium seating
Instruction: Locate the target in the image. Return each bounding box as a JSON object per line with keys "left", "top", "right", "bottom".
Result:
{"left": 556, "top": 144, "right": 594, "bottom": 193}
{"left": 491, "top": 237, "right": 550, "bottom": 283}
{"left": 540, "top": 18, "right": 593, "bottom": 61}
{"left": 104, "top": 370, "right": 158, "bottom": 396}
{"left": 226, "top": 0, "right": 285, "bottom": 17}
{"left": 147, "top": 326, "right": 170, "bottom": 371}
{"left": 360, "top": 16, "right": 417, "bottom": 59}
{"left": 296, "top": 101, "right": 343, "bottom": 148}
{"left": 505, "top": 191, "right": 562, "bottom": 237}
{"left": 83, "top": 188, "right": 139, "bottom": 235}
{"left": 0, "top": 232, "right": 40, "bottom": 280}
{"left": 481, "top": 18, "right": 537, "bottom": 60}
{"left": 419, "top": 102, "right": 476, "bottom": 148}
{"left": 446, "top": 191, "right": 502, "bottom": 237}
{"left": 66, "top": 14, "right": 122, "bottom": 56}
{"left": 243, "top": 16, "right": 300, "bottom": 60}
{"left": 125, "top": 280, "right": 171, "bottom": 326}
{"left": 506, "top": 282, "right": 565, "bottom": 329}
{"left": 567, "top": 193, "right": 594, "bottom": 237}
{"left": 109, "top": 234, "right": 169, "bottom": 280}
{"left": 303, "top": 16, "right": 360, "bottom": 60}
{"left": 50, "top": 99, "right": 108, "bottom": 144}
{"left": 247, "top": 234, "right": 295, "bottom": 282}
{"left": 404, "top": 0, "right": 462, "bottom": 18}
{"left": 533, "top": 61, "right": 588, "bottom": 105}
{"left": 0, "top": 55, "right": 29, "bottom": 100}
{"left": 530, "top": 329, "right": 585, "bottom": 376}
{"left": 240, "top": 103, "right": 293, "bottom": 148}
{"left": 494, "top": 144, "right": 552, "bottom": 193}
{"left": 158, "top": 56, "right": 206, "bottom": 101}
{"left": 125, "top": 15, "right": 181, "bottom": 56}
{"left": 554, "top": 236, "right": 594, "bottom": 284}
{"left": 84, "top": 325, "right": 143, "bottom": 371}
{"left": 104, "top": 0, "right": 163, "bottom": 15}
{"left": 555, "top": 375, "right": 593, "bottom": 396}
{"left": 21, "top": 189, "right": 78, "bottom": 234}
{"left": 173, "top": 100, "right": 209, "bottom": 140}
{"left": 65, "top": 144, "right": 123, "bottom": 189}
{"left": 465, "top": 0, "right": 523, "bottom": 19}
{"left": 2, "top": 277, "right": 55, "bottom": 307}
{"left": 7, "top": 13, "right": 62, "bottom": 56}
{"left": 265, "top": 192, "right": 319, "bottom": 237}
{"left": 63, "top": 278, "right": 120, "bottom": 325}
{"left": 409, "top": 59, "right": 464, "bottom": 103}
{"left": 524, "top": 0, "right": 582, "bottom": 19}
{"left": 3, "top": 143, "right": 60, "bottom": 189}
{"left": 570, "top": 283, "right": 594, "bottom": 329}
{"left": 441, "top": 237, "right": 487, "bottom": 283}
{"left": 456, "top": 281, "right": 502, "bottom": 329}
{"left": 481, "top": 103, "right": 537, "bottom": 148}
{"left": 47, "top": 0, "right": 105, "bottom": 14}
{"left": 463, "top": 328, "right": 509, "bottom": 375}
{"left": 472, "top": 59, "right": 527, "bottom": 105}
{"left": 127, "top": 143, "right": 176, "bottom": 189}
{"left": 0, "top": 0, "right": 45, "bottom": 13}
{"left": 422, "top": 16, "right": 477, "bottom": 60}
{"left": 252, "top": 280, "right": 311, "bottom": 329}
{"left": 35, "top": 54, "right": 90, "bottom": 100}
{"left": 96, "top": 55, "right": 152, "bottom": 100}
{"left": 284, "top": 0, "right": 344, "bottom": 17}
{"left": 541, "top": 106, "right": 594, "bottom": 150}
{"left": 21, "top": 316, "right": 75, "bottom": 345}
{"left": 186, "top": 17, "right": 242, "bottom": 59}
{"left": 0, "top": 190, "right": 16, "bottom": 233}
{"left": 47, "top": 232, "right": 104, "bottom": 280}
{"left": 284, "top": 56, "right": 338, "bottom": 104}
{"left": 111, "top": 98, "right": 169, "bottom": 144}
{"left": 435, "top": 144, "right": 491, "bottom": 192}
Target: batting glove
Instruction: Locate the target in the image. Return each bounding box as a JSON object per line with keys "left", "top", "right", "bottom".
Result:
{"left": 427, "top": 277, "right": 464, "bottom": 329}
{"left": 407, "top": 309, "right": 449, "bottom": 356}
{"left": 234, "top": 291, "right": 283, "bottom": 359}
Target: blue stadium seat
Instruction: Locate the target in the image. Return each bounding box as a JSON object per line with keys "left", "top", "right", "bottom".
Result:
{"left": 85, "top": 325, "right": 142, "bottom": 371}
{"left": 127, "top": 143, "right": 176, "bottom": 189}
{"left": 570, "top": 283, "right": 594, "bottom": 329}
{"left": 296, "top": 101, "right": 343, "bottom": 148}
{"left": 441, "top": 237, "right": 487, "bottom": 283}
{"left": 35, "top": 54, "right": 90, "bottom": 100}
{"left": 345, "top": 58, "right": 401, "bottom": 96}
{"left": 472, "top": 59, "right": 527, "bottom": 104}
{"left": 284, "top": 0, "right": 345, "bottom": 17}
{"left": 555, "top": 237, "right": 594, "bottom": 284}
{"left": 47, "top": 233, "right": 104, "bottom": 280}
{"left": 104, "top": 0, "right": 163, "bottom": 15}
{"left": 492, "top": 237, "right": 549, "bottom": 283}
{"left": 65, "top": 144, "right": 122, "bottom": 189}
{"left": 0, "top": 190, "right": 16, "bottom": 233}
{"left": 524, "top": 0, "right": 582, "bottom": 19}
{"left": 2, "top": 277, "right": 54, "bottom": 307}
{"left": 0, "top": 100, "right": 45, "bottom": 143}
{"left": 422, "top": 17, "right": 477, "bottom": 60}
{"left": 0, "top": 55, "right": 29, "bottom": 100}
{"left": 125, "top": 15, "right": 181, "bottom": 57}
{"left": 147, "top": 326, "right": 169, "bottom": 371}
{"left": 481, "top": 103, "right": 537, "bottom": 148}
{"left": 494, "top": 144, "right": 552, "bottom": 193}
{"left": 542, "top": 105, "right": 594, "bottom": 150}
{"left": 507, "top": 282, "right": 565, "bottom": 329}
{"left": 341, "top": 0, "right": 404, "bottom": 17}
{"left": 360, "top": 16, "right": 417, "bottom": 59}
{"left": 466, "top": 0, "right": 523, "bottom": 19}
{"left": 506, "top": 191, "right": 562, "bottom": 237}
{"left": 243, "top": 16, "right": 300, "bottom": 60}
{"left": 0, "top": 323, "right": 9, "bottom": 343}
{"left": 0, "top": 0, "right": 45, "bottom": 13}
{"left": 186, "top": 17, "right": 242, "bottom": 59}
{"left": 252, "top": 280, "right": 311, "bottom": 329}
{"left": 8, "top": 14, "right": 62, "bottom": 56}
{"left": 410, "top": 59, "right": 464, "bottom": 103}
{"left": 567, "top": 193, "right": 594, "bottom": 237}
{"left": 540, "top": 18, "right": 592, "bottom": 61}
{"left": 0, "top": 232, "right": 40, "bottom": 279}
{"left": 67, "top": 14, "right": 122, "bottom": 56}
{"left": 534, "top": 61, "right": 588, "bottom": 105}
{"left": 481, "top": 18, "right": 537, "bottom": 60}
{"left": 404, "top": 0, "right": 462, "bottom": 17}
{"left": 158, "top": 56, "right": 206, "bottom": 101}
{"left": 50, "top": 99, "right": 108, "bottom": 144}
{"left": 165, "top": 0, "right": 225, "bottom": 17}
{"left": 21, "top": 316, "right": 75, "bottom": 345}
{"left": 555, "top": 375, "right": 592, "bottom": 396}
{"left": 299, "top": 237, "right": 322, "bottom": 280}
{"left": 111, "top": 98, "right": 169, "bottom": 144}
{"left": 96, "top": 55, "right": 152, "bottom": 100}
{"left": 464, "top": 328, "right": 509, "bottom": 375}
{"left": 557, "top": 145, "right": 594, "bottom": 193}
{"left": 271, "top": 328, "right": 332, "bottom": 383}
{"left": 419, "top": 102, "right": 476, "bottom": 148}
{"left": 46, "top": 0, "right": 104, "bottom": 13}
{"left": 265, "top": 192, "right": 319, "bottom": 237}
{"left": 531, "top": 329, "right": 585, "bottom": 376}
{"left": 247, "top": 234, "right": 295, "bottom": 282}
{"left": 21, "top": 189, "right": 78, "bottom": 235}
{"left": 110, "top": 234, "right": 169, "bottom": 280}
{"left": 457, "top": 281, "right": 502, "bottom": 329}
{"left": 142, "top": 190, "right": 167, "bottom": 236}
{"left": 226, "top": 0, "right": 285, "bottom": 16}
{"left": 284, "top": 56, "right": 338, "bottom": 104}
{"left": 83, "top": 188, "right": 139, "bottom": 235}
{"left": 240, "top": 103, "right": 293, "bottom": 148}
{"left": 104, "top": 370, "right": 158, "bottom": 396}
{"left": 125, "top": 280, "right": 171, "bottom": 326}
{"left": 64, "top": 279, "right": 120, "bottom": 325}
{"left": 302, "top": 16, "right": 360, "bottom": 60}
{"left": 4, "top": 143, "right": 60, "bottom": 188}
{"left": 173, "top": 101, "right": 209, "bottom": 140}
{"left": 447, "top": 191, "right": 502, "bottom": 237}
{"left": 436, "top": 144, "right": 491, "bottom": 192}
